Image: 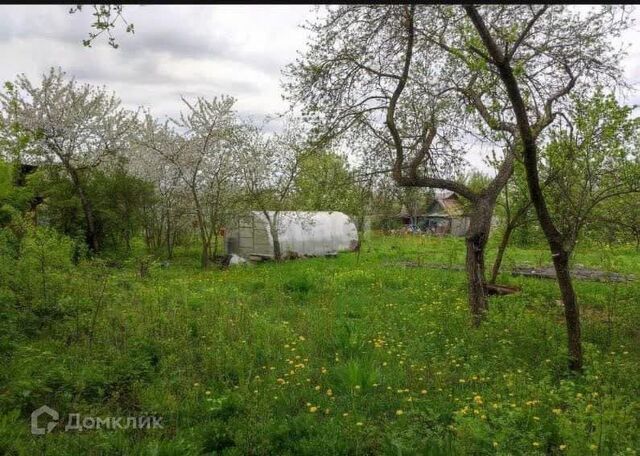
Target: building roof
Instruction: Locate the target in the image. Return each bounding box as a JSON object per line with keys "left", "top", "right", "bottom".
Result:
{"left": 425, "top": 193, "right": 465, "bottom": 217}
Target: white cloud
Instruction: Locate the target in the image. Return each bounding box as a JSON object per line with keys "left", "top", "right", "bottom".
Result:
{"left": 0, "top": 4, "right": 639, "bottom": 174}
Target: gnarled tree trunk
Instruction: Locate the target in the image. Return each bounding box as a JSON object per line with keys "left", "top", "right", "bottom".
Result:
{"left": 465, "top": 197, "right": 495, "bottom": 326}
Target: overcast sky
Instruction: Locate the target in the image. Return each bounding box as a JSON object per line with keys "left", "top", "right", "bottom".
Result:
{"left": 1, "top": 5, "right": 639, "bottom": 171}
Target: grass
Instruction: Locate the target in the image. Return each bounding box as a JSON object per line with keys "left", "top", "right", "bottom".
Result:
{"left": 1, "top": 233, "right": 639, "bottom": 455}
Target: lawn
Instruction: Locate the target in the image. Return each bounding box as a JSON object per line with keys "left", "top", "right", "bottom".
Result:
{"left": 1, "top": 234, "right": 639, "bottom": 455}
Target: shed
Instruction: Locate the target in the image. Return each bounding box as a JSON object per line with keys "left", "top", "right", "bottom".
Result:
{"left": 224, "top": 211, "right": 359, "bottom": 259}
{"left": 423, "top": 192, "right": 470, "bottom": 236}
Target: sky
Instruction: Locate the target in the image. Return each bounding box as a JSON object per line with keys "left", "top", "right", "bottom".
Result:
{"left": 1, "top": 5, "right": 639, "bottom": 172}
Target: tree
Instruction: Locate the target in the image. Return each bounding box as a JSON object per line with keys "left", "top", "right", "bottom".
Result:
{"left": 68, "top": 4, "right": 134, "bottom": 49}
{"left": 293, "top": 150, "right": 357, "bottom": 212}
{"left": 542, "top": 90, "right": 640, "bottom": 253}
{"left": 489, "top": 163, "right": 535, "bottom": 284}
{"left": 140, "top": 96, "right": 238, "bottom": 268}
{"left": 236, "top": 120, "right": 305, "bottom": 261}
{"left": 0, "top": 68, "right": 138, "bottom": 253}
{"left": 592, "top": 195, "right": 640, "bottom": 250}
{"left": 395, "top": 186, "right": 433, "bottom": 228}
{"left": 463, "top": 4, "right": 632, "bottom": 370}
{"left": 284, "top": 5, "right": 518, "bottom": 326}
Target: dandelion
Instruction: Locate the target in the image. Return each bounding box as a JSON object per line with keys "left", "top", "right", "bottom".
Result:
{"left": 533, "top": 442, "right": 540, "bottom": 447}
{"left": 205, "top": 390, "right": 211, "bottom": 395}
{"left": 356, "top": 422, "right": 363, "bottom": 426}
{"left": 343, "top": 412, "right": 349, "bottom": 417}
{"left": 473, "top": 395, "right": 483, "bottom": 405}
{"left": 559, "top": 444, "right": 567, "bottom": 450}
{"left": 421, "top": 390, "right": 427, "bottom": 395}
{"left": 309, "top": 406, "right": 318, "bottom": 413}
{"left": 314, "top": 385, "right": 321, "bottom": 391}
{"left": 396, "top": 409, "right": 404, "bottom": 416}
{"left": 589, "top": 444, "right": 597, "bottom": 451}
{"left": 326, "top": 389, "right": 333, "bottom": 397}
{"left": 552, "top": 408, "right": 562, "bottom": 415}
{"left": 193, "top": 383, "right": 200, "bottom": 387}
{"left": 493, "top": 442, "right": 498, "bottom": 448}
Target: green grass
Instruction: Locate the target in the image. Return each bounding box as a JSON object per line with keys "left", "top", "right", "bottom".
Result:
{"left": 1, "top": 234, "right": 639, "bottom": 455}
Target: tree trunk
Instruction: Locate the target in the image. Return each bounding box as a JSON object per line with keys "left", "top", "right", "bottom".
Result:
{"left": 200, "top": 240, "right": 210, "bottom": 269}
{"left": 490, "top": 223, "right": 514, "bottom": 284}
{"left": 191, "top": 190, "right": 210, "bottom": 269}
{"left": 466, "top": 11, "right": 585, "bottom": 369}
{"left": 267, "top": 215, "right": 282, "bottom": 261}
{"left": 465, "top": 200, "right": 492, "bottom": 327}
{"left": 67, "top": 166, "right": 99, "bottom": 253}
{"left": 212, "top": 232, "right": 219, "bottom": 258}
{"left": 166, "top": 213, "right": 173, "bottom": 259}
{"left": 552, "top": 250, "right": 583, "bottom": 371}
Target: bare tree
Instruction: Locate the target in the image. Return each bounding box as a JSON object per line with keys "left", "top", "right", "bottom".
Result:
{"left": 140, "top": 96, "right": 238, "bottom": 268}
{"left": 236, "top": 120, "right": 306, "bottom": 261}
{"left": 462, "top": 4, "right": 632, "bottom": 370}
{"left": 284, "top": 5, "right": 517, "bottom": 325}
{"left": 0, "top": 67, "right": 138, "bottom": 252}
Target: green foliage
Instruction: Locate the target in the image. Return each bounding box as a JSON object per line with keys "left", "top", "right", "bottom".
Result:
{"left": 293, "top": 150, "right": 364, "bottom": 217}
{"left": 24, "top": 166, "right": 156, "bottom": 255}
{"left": 543, "top": 89, "right": 640, "bottom": 250}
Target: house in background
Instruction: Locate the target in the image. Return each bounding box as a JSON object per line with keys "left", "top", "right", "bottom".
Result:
{"left": 422, "top": 192, "right": 470, "bottom": 236}
{"left": 397, "top": 191, "right": 470, "bottom": 236}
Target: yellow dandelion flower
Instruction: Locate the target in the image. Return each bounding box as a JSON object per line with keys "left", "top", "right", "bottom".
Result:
{"left": 396, "top": 410, "right": 404, "bottom": 416}
{"left": 559, "top": 444, "right": 567, "bottom": 450}
{"left": 356, "top": 422, "right": 363, "bottom": 426}
{"left": 309, "top": 406, "right": 318, "bottom": 413}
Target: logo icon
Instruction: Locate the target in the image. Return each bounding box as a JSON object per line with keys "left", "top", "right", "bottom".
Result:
{"left": 31, "top": 405, "right": 58, "bottom": 435}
